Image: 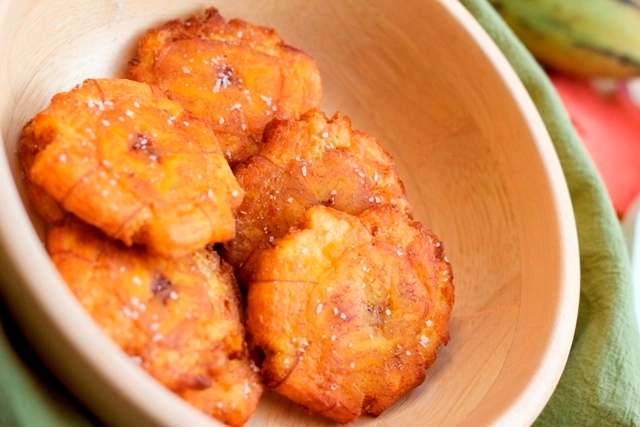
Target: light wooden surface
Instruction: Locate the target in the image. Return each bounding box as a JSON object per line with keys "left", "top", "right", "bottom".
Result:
{"left": 0, "top": 0, "right": 580, "bottom": 426}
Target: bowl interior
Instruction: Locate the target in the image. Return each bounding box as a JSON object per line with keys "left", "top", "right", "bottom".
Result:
{"left": 0, "top": 0, "right": 579, "bottom": 426}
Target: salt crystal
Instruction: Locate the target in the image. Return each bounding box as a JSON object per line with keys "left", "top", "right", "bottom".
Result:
{"left": 420, "top": 335, "right": 429, "bottom": 347}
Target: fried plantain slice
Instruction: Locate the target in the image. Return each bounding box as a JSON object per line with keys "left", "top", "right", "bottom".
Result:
{"left": 47, "top": 216, "right": 262, "bottom": 426}
{"left": 246, "top": 205, "right": 454, "bottom": 423}
{"left": 19, "top": 78, "right": 243, "bottom": 257}
{"left": 222, "top": 109, "right": 412, "bottom": 285}
{"left": 18, "top": 127, "right": 67, "bottom": 224}
{"left": 128, "top": 7, "right": 322, "bottom": 165}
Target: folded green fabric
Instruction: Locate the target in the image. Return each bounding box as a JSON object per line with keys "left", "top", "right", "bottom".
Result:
{"left": 2, "top": 0, "right": 640, "bottom": 426}
{"left": 459, "top": 0, "right": 640, "bottom": 425}
{"left": 0, "top": 305, "right": 93, "bottom": 426}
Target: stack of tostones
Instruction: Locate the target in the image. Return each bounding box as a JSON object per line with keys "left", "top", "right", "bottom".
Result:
{"left": 18, "top": 76, "right": 261, "bottom": 426}
{"left": 232, "top": 108, "right": 455, "bottom": 423}
{"left": 18, "top": 6, "right": 454, "bottom": 427}
{"left": 222, "top": 109, "right": 412, "bottom": 285}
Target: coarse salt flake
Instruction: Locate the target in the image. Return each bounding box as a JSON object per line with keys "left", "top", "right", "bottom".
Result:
{"left": 260, "top": 95, "right": 272, "bottom": 106}
{"left": 420, "top": 335, "right": 429, "bottom": 347}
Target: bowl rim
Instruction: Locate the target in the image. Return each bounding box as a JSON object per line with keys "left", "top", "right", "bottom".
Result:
{"left": 0, "top": 0, "right": 580, "bottom": 425}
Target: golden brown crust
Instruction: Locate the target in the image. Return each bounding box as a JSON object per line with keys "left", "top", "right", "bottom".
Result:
{"left": 18, "top": 121, "right": 67, "bottom": 223}
{"left": 46, "top": 216, "right": 262, "bottom": 426}
{"left": 19, "top": 78, "right": 243, "bottom": 257}
{"left": 128, "top": 7, "right": 322, "bottom": 165}
{"left": 246, "top": 205, "right": 453, "bottom": 423}
{"left": 222, "top": 109, "right": 412, "bottom": 285}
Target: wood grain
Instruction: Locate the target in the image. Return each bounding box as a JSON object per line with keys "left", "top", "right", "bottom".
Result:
{"left": 0, "top": 0, "right": 580, "bottom": 426}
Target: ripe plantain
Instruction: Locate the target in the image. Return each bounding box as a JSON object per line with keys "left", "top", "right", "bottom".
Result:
{"left": 490, "top": 0, "right": 640, "bottom": 78}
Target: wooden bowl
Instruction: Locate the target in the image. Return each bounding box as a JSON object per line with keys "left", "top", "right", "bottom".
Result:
{"left": 0, "top": 0, "right": 580, "bottom": 426}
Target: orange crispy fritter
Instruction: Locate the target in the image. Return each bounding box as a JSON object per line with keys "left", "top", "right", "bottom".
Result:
{"left": 246, "top": 205, "right": 454, "bottom": 423}
{"left": 222, "top": 109, "right": 412, "bottom": 285}
{"left": 128, "top": 7, "right": 322, "bottom": 165}
{"left": 18, "top": 129, "right": 67, "bottom": 224}
{"left": 19, "top": 78, "right": 243, "bottom": 257}
{"left": 47, "top": 216, "right": 262, "bottom": 426}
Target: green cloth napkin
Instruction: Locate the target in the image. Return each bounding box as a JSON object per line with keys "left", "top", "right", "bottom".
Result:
{"left": 2, "top": 0, "right": 640, "bottom": 425}
{"left": 0, "top": 302, "right": 95, "bottom": 427}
